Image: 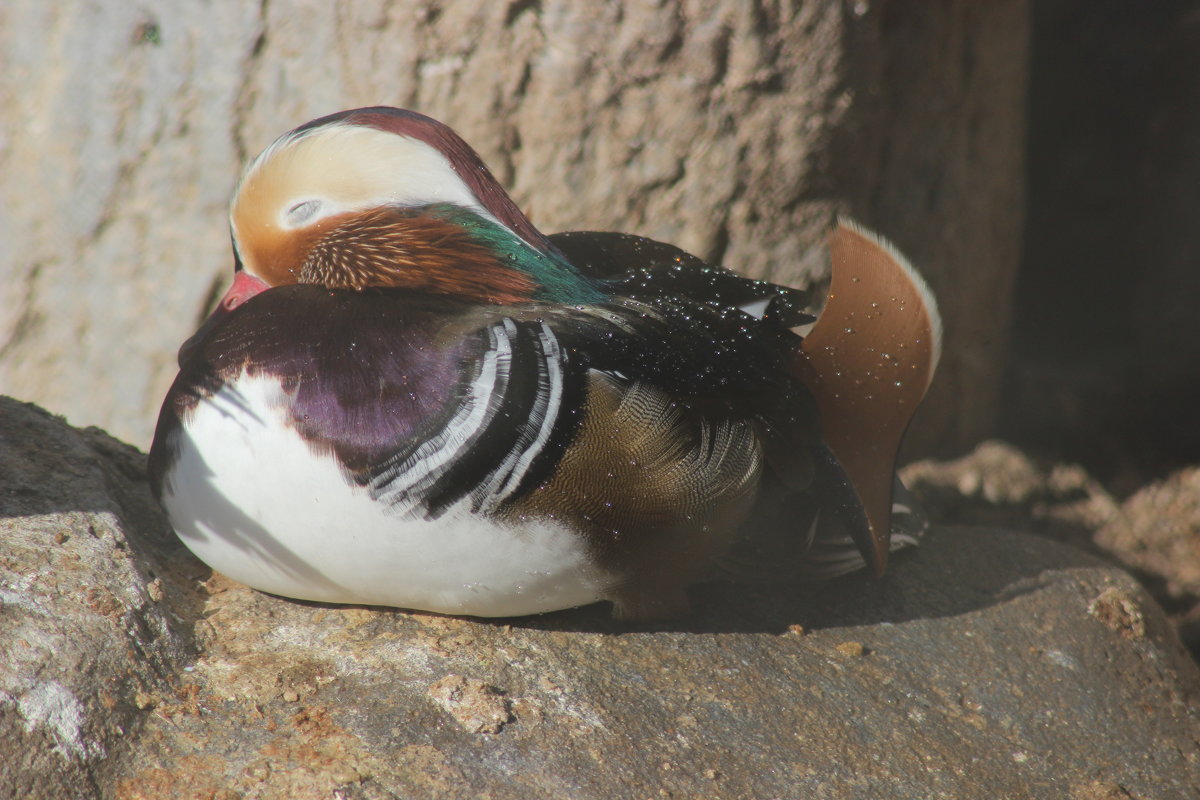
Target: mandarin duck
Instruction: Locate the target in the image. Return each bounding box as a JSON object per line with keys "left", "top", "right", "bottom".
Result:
{"left": 148, "top": 107, "right": 941, "bottom": 620}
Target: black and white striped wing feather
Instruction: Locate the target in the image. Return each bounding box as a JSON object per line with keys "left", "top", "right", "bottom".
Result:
{"left": 366, "top": 317, "right": 577, "bottom": 520}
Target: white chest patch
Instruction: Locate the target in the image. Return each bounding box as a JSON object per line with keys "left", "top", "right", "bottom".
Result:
{"left": 160, "top": 372, "right": 607, "bottom": 617}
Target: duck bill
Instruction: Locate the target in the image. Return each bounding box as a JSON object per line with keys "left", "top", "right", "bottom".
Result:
{"left": 177, "top": 271, "right": 271, "bottom": 366}
{"left": 795, "top": 221, "right": 940, "bottom": 575}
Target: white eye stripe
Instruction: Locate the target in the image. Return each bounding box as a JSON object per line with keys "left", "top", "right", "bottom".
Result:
{"left": 244, "top": 125, "right": 501, "bottom": 224}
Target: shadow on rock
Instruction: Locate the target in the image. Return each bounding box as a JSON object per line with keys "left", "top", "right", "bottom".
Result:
{"left": 496, "top": 526, "right": 1103, "bottom": 636}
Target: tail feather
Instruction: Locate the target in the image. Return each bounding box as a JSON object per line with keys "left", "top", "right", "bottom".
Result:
{"left": 794, "top": 220, "right": 942, "bottom": 575}
{"left": 795, "top": 475, "right": 928, "bottom": 580}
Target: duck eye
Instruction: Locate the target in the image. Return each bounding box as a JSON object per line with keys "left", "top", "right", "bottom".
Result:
{"left": 284, "top": 199, "right": 322, "bottom": 227}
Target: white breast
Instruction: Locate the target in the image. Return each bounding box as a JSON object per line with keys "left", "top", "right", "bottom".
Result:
{"left": 159, "top": 372, "right": 607, "bottom": 617}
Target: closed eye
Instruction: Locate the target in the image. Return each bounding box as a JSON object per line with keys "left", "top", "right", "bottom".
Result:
{"left": 284, "top": 198, "right": 323, "bottom": 227}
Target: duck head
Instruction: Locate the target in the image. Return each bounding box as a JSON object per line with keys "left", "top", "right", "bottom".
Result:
{"left": 200, "top": 107, "right": 599, "bottom": 332}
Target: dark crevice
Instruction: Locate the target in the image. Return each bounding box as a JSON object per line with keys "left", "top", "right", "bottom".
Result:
{"left": 0, "top": 262, "right": 43, "bottom": 359}
{"left": 504, "top": 0, "right": 540, "bottom": 28}
{"left": 706, "top": 220, "right": 731, "bottom": 267}
{"left": 1002, "top": 0, "right": 1200, "bottom": 486}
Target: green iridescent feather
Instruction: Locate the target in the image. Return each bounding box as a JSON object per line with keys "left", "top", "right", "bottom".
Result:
{"left": 429, "top": 204, "right": 605, "bottom": 305}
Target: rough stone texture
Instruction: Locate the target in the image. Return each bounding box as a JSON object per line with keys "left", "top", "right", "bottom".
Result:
{"left": 0, "top": 0, "right": 1028, "bottom": 457}
{"left": 0, "top": 397, "right": 198, "bottom": 798}
{"left": 903, "top": 441, "right": 1200, "bottom": 657}
{"left": 902, "top": 440, "right": 1121, "bottom": 551}
{"left": 4, "top": 401, "right": 1200, "bottom": 798}
{"left": 1097, "top": 469, "right": 1200, "bottom": 651}
{"left": 1097, "top": 470, "right": 1200, "bottom": 601}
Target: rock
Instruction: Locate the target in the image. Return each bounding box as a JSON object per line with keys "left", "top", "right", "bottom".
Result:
{"left": 902, "top": 440, "right": 1120, "bottom": 547}
{"left": 1089, "top": 586, "right": 1148, "bottom": 641}
{"left": 4, "top": 399, "right": 1200, "bottom": 798}
{"left": 94, "top": 533, "right": 1200, "bottom": 800}
{"left": 0, "top": 0, "right": 1028, "bottom": 456}
{"left": 0, "top": 397, "right": 197, "bottom": 798}
{"left": 1097, "top": 468, "right": 1200, "bottom": 649}
{"left": 426, "top": 675, "right": 513, "bottom": 736}
{"left": 903, "top": 442, "right": 1200, "bottom": 657}
{"left": 1098, "top": 469, "right": 1200, "bottom": 601}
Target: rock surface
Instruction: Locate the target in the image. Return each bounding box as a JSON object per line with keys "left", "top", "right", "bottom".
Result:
{"left": 902, "top": 440, "right": 1121, "bottom": 551}
{"left": 3, "top": 400, "right": 1200, "bottom": 799}
{"left": 0, "top": 397, "right": 198, "bottom": 798}
{"left": 1097, "top": 469, "right": 1200, "bottom": 601}
{"left": 904, "top": 441, "right": 1200, "bottom": 656}
{"left": 0, "top": 0, "right": 1028, "bottom": 456}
